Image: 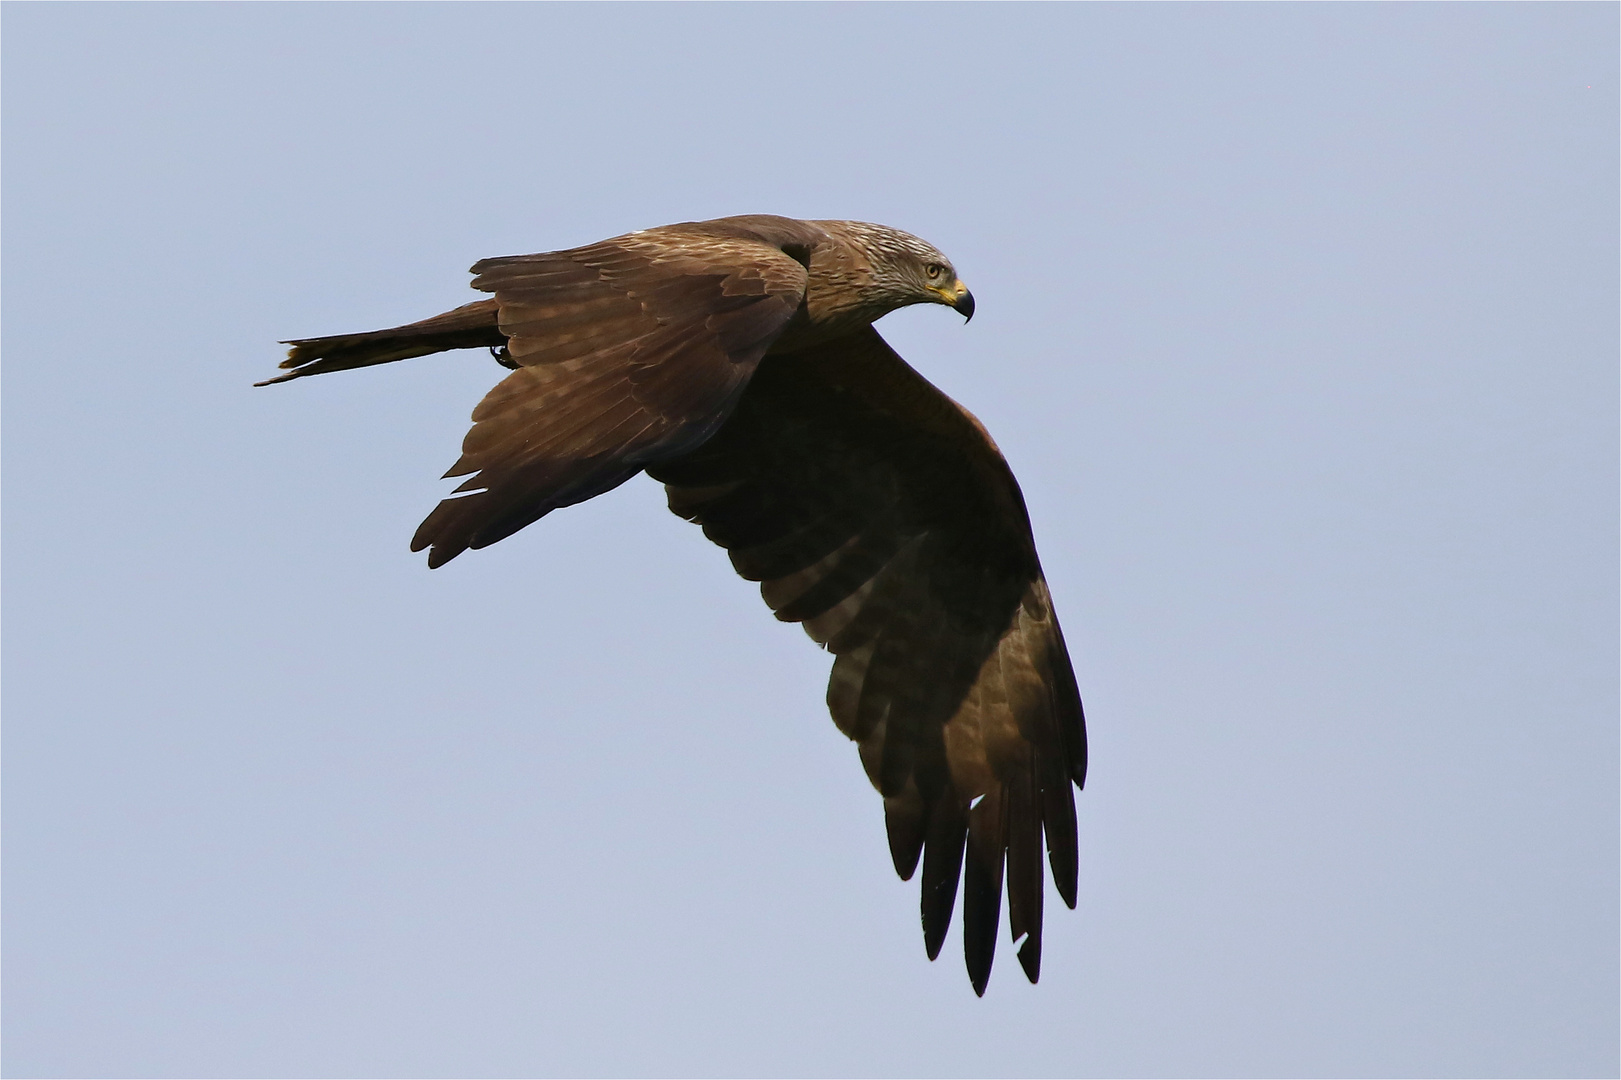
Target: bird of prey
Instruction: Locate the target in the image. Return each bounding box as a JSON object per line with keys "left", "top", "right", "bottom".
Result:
{"left": 259, "top": 214, "right": 1086, "bottom": 995}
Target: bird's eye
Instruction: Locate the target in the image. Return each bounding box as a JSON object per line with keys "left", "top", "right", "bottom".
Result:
{"left": 926, "top": 263, "right": 944, "bottom": 280}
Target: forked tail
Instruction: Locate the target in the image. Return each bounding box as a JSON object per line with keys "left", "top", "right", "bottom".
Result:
{"left": 255, "top": 299, "right": 506, "bottom": 386}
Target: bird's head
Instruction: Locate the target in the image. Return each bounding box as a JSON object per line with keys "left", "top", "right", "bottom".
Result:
{"left": 828, "top": 222, "right": 975, "bottom": 322}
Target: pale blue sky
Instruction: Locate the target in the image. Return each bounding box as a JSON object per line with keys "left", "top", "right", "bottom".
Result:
{"left": 4, "top": 4, "right": 1616, "bottom": 1077}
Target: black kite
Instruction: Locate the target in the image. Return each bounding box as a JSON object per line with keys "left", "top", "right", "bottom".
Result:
{"left": 259, "top": 215, "right": 1087, "bottom": 995}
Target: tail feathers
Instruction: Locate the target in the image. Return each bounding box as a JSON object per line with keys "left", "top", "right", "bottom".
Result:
{"left": 256, "top": 298, "right": 505, "bottom": 386}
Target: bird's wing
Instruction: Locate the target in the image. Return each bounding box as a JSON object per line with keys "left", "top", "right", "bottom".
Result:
{"left": 411, "top": 227, "right": 809, "bottom": 567}
{"left": 647, "top": 326, "right": 1086, "bottom": 995}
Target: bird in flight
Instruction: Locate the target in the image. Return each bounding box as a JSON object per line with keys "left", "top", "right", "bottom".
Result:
{"left": 259, "top": 215, "right": 1087, "bottom": 995}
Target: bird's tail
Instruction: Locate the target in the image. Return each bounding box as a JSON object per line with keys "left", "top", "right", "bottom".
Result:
{"left": 255, "top": 298, "right": 506, "bottom": 386}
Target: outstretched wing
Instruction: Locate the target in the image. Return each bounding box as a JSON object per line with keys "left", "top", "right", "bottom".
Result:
{"left": 648, "top": 327, "right": 1086, "bottom": 995}
{"left": 412, "top": 224, "right": 811, "bottom": 567}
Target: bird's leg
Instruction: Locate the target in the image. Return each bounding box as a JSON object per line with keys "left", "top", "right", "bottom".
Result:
{"left": 490, "top": 344, "right": 519, "bottom": 370}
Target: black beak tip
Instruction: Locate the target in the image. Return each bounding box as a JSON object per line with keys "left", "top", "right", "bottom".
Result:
{"left": 956, "top": 290, "right": 975, "bottom": 322}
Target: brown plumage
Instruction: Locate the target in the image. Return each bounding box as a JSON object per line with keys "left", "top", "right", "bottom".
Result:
{"left": 260, "top": 214, "right": 1086, "bottom": 995}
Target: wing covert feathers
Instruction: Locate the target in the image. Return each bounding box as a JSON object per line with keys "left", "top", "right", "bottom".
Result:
{"left": 650, "top": 326, "right": 1086, "bottom": 995}
{"left": 411, "top": 226, "right": 809, "bottom": 566}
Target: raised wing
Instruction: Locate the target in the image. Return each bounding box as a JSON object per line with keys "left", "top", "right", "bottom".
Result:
{"left": 412, "top": 224, "right": 810, "bottom": 566}
{"left": 648, "top": 327, "right": 1086, "bottom": 994}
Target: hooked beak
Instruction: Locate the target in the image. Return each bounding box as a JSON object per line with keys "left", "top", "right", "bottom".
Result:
{"left": 948, "top": 279, "right": 975, "bottom": 322}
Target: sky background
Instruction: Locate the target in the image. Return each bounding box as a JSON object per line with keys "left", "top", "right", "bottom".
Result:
{"left": 4, "top": 5, "right": 1616, "bottom": 1078}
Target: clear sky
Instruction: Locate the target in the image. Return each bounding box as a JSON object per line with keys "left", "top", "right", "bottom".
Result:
{"left": 4, "top": 5, "right": 1616, "bottom": 1077}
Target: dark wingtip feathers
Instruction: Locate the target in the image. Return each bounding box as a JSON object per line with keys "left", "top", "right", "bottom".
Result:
{"left": 1017, "top": 933, "right": 1042, "bottom": 984}
{"left": 884, "top": 796, "right": 926, "bottom": 881}
{"left": 962, "top": 789, "right": 1007, "bottom": 997}
{"left": 919, "top": 802, "right": 968, "bottom": 961}
{"left": 409, "top": 517, "right": 465, "bottom": 569}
